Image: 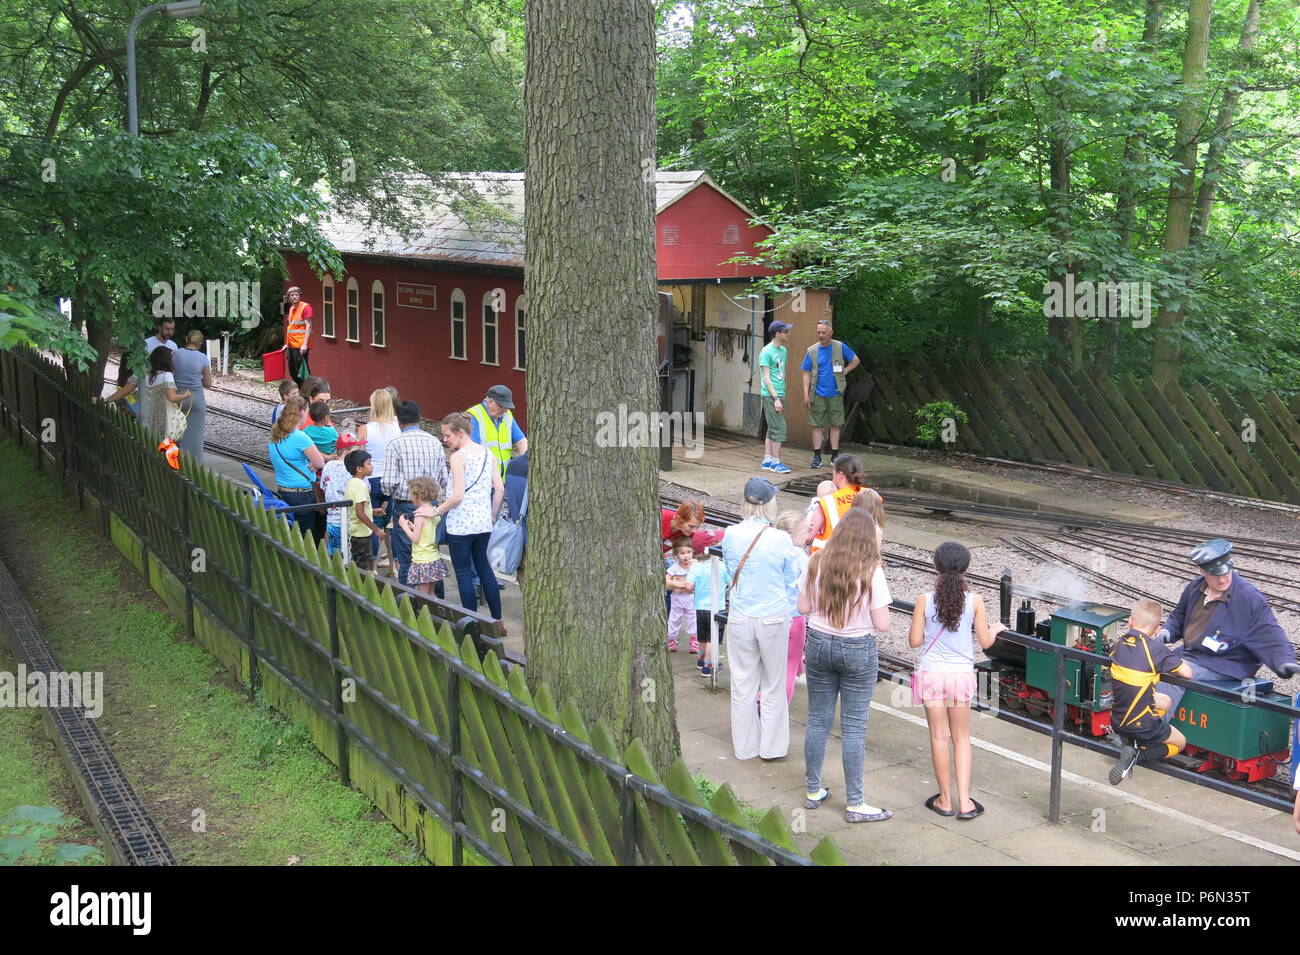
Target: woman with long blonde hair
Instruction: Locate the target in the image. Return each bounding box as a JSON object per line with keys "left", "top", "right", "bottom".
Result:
{"left": 358, "top": 388, "right": 401, "bottom": 562}
{"left": 797, "top": 507, "right": 893, "bottom": 823}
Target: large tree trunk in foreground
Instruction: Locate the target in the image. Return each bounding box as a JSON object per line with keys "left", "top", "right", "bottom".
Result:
{"left": 523, "top": 0, "right": 679, "bottom": 769}
{"left": 1152, "top": 0, "right": 1215, "bottom": 389}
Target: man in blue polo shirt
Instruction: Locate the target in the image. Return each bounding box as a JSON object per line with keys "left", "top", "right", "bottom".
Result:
{"left": 800, "top": 319, "right": 859, "bottom": 470}
{"left": 1155, "top": 538, "right": 1300, "bottom": 709}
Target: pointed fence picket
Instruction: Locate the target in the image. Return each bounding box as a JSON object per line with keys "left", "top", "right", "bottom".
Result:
{"left": 0, "top": 347, "right": 841, "bottom": 867}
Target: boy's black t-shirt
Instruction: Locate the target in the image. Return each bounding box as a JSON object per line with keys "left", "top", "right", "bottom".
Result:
{"left": 1109, "top": 629, "right": 1184, "bottom": 733}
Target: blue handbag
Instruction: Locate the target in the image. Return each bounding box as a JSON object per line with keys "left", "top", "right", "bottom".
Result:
{"left": 487, "top": 485, "right": 527, "bottom": 575}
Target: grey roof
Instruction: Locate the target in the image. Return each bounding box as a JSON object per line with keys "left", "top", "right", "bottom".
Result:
{"left": 318, "top": 170, "right": 740, "bottom": 269}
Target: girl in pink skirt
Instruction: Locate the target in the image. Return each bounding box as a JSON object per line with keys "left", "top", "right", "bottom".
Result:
{"left": 908, "top": 542, "right": 1005, "bottom": 820}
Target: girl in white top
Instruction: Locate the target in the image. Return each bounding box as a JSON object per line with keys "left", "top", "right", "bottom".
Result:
{"left": 908, "top": 541, "right": 1005, "bottom": 820}
{"left": 357, "top": 388, "right": 401, "bottom": 480}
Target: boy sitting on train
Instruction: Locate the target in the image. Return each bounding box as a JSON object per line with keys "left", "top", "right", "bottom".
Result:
{"left": 1109, "top": 598, "right": 1194, "bottom": 786}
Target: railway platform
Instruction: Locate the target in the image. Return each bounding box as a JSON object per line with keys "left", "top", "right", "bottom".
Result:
{"left": 672, "top": 653, "right": 1300, "bottom": 865}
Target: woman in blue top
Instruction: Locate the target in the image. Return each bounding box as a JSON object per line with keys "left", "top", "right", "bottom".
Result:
{"left": 268, "top": 395, "right": 325, "bottom": 542}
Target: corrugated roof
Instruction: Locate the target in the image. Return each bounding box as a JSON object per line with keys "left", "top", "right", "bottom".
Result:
{"left": 318, "top": 170, "right": 720, "bottom": 269}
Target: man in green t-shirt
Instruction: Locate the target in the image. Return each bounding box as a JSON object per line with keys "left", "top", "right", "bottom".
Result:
{"left": 759, "top": 321, "right": 793, "bottom": 473}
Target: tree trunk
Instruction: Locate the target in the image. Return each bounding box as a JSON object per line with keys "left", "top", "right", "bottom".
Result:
{"left": 523, "top": 0, "right": 679, "bottom": 769}
{"left": 1151, "top": 0, "right": 1215, "bottom": 389}
{"left": 1047, "top": 132, "right": 1081, "bottom": 370}
{"left": 1103, "top": 0, "right": 1163, "bottom": 370}
{"left": 1191, "top": 0, "right": 1262, "bottom": 242}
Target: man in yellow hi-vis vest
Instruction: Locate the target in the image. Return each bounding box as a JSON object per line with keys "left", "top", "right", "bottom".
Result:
{"left": 466, "top": 384, "right": 528, "bottom": 474}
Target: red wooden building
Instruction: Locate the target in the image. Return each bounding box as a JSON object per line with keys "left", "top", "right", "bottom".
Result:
{"left": 282, "top": 171, "right": 823, "bottom": 434}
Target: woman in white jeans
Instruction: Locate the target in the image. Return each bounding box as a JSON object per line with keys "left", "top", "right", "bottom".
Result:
{"left": 720, "top": 477, "right": 801, "bottom": 761}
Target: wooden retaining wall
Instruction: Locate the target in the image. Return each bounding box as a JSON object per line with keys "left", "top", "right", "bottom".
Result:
{"left": 863, "top": 363, "right": 1300, "bottom": 504}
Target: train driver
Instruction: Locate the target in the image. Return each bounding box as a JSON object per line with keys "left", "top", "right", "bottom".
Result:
{"left": 1156, "top": 538, "right": 1299, "bottom": 709}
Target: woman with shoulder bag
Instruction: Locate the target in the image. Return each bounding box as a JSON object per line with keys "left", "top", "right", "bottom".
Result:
{"left": 268, "top": 395, "right": 325, "bottom": 543}
{"left": 436, "top": 412, "right": 506, "bottom": 632}
{"left": 797, "top": 507, "right": 893, "bottom": 823}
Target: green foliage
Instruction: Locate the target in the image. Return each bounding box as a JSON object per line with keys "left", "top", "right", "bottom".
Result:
{"left": 657, "top": 0, "right": 1300, "bottom": 390}
{"left": 0, "top": 0, "right": 525, "bottom": 374}
{"left": 0, "top": 806, "right": 105, "bottom": 866}
{"left": 914, "top": 400, "right": 968, "bottom": 449}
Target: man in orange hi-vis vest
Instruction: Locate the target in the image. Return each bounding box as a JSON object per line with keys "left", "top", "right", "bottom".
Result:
{"left": 282, "top": 286, "right": 314, "bottom": 387}
{"left": 807, "top": 454, "right": 871, "bottom": 551}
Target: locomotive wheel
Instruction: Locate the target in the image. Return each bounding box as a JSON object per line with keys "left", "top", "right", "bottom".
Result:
{"left": 1024, "top": 695, "right": 1051, "bottom": 720}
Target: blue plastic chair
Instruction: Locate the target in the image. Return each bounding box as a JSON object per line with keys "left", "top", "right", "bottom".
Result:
{"left": 242, "top": 464, "right": 295, "bottom": 524}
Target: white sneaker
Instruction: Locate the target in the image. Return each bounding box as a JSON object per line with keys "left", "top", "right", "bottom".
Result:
{"left": 496, "top": 570, "right": 518, "bottom": 584}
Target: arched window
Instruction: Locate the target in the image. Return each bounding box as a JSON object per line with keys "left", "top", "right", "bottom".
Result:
{"left": 482, "top": 290, "right": 500, "bottom": 366}
{"left": 345, "top": 277, "right": 360, "bottom": 342}
{"left": 450, "top": 289, "right": 466, "bottom": 359}
{"left": 321, "top": 276, "right": 335, "bottom": 338}
{"left": 514, "top": 296, "right": 526, "bottom": 371}
{"left": 371, "top": 280, "right": 386, "bottom": 347}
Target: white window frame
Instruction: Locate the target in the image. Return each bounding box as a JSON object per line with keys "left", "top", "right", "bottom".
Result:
{"left": 450, "top": 288, "right": 467, "bottom": 360}
{"left": 345, "top": 277, "right": 360, "bottom": 342}
{"left": 370, "top": 280, "right": 386, "bottom": 348}
{"left": 321, "top": 276, "right": 335, "bottom": 338}
{"left": 481, "top": 291, "right": 500, "bottom": 366}
{"left": 514, "top": 296, "right": 526, "bottom": 371}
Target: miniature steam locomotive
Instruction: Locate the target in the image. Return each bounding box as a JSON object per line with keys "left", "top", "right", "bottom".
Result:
{"left": 978, "top": 601, "right": 1292, "bottom": 783}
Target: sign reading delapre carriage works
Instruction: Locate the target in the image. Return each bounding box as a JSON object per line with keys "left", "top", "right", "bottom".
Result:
{"left": 396, "top": 283, "right": 437, "bottom": 310}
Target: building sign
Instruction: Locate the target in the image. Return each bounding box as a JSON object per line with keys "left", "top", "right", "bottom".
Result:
{"left": 396, "top": 283, "right": 437, "bottom": 310}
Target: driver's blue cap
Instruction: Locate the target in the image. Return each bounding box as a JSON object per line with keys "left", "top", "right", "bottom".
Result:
{"left": 1190, "top": 539, "right": 1233, "bottom": 575}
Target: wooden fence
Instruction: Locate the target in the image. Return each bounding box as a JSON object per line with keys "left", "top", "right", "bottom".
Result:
{"left": 862, "top": 361, "right": 1300, "bottom": 504}
{"left": 0, "top": 347, "right": 843, "bottom": 866}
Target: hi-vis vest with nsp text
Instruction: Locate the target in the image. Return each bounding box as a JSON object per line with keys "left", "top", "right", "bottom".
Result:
{"left": 467, "top": 402, "right": 515, "bottom": 473}
{"left": 810, "top": 484, "right": 862, "bottom": 551}
{"left": 806, "top": 340, "right": 847, "bottom": 396}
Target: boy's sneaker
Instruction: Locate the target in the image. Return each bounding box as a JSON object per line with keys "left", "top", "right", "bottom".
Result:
{"left": 810, "top": 452, "right": 823, "bottom": 470}
{"left": 696, "top": 656, "right": 705, "bottom": 670}
{"left": 699, "top": 664, "right": 713, "bottom": 677}
{"left": 1109, "top": 744, "right": 1140, "bottom": 786}
{"left": 689, "top": 638, "right": 699, "bottom": 654}
{"left": 770, "top": 461, "right": 792, "bottom": 474}
{"left": 760, "top": 460, "right": 774, "bottom": 471}
{"left": 668, "top": 638, "right": 678, "bottom": 652}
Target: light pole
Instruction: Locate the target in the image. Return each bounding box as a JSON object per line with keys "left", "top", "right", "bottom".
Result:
{"left": 127, "top": 0, "right": 206, "bottom": 173}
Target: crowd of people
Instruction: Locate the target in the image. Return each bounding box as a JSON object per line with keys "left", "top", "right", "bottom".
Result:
{"left": 267, "top": 373, "right": 525, "bottom": 637}
{"left": 663, "top": 458, "right": 1300, "bottom": 826}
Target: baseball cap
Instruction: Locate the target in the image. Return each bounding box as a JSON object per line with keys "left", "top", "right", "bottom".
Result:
{"left": 769, "top": 320, "right": 793, "bottom": 333}
{"left": 336, "top": 432, "right": 366, "bottom": 451}
{"left": 486, "top": 384, "right": 514, "bottom": 409}
{"left": 744, "top": 476, "right": 777, "bottom": 504}
{"left": 1190, "top": 538, "right": 1233, "bottom": 576}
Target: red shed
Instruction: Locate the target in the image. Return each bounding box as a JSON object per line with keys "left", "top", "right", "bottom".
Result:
{"left": 282, "top": 171, "right": 809, "bottom": 432}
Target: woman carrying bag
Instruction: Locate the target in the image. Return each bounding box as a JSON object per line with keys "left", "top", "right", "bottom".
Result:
{"left": 172, "top": 330, "right": 214, "bottom": 464}
{"left": 268, "top": 395, "right": 325, "bottom": 543}
{"left": 436, "top": 412, "right": 505, "bottom": 632}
